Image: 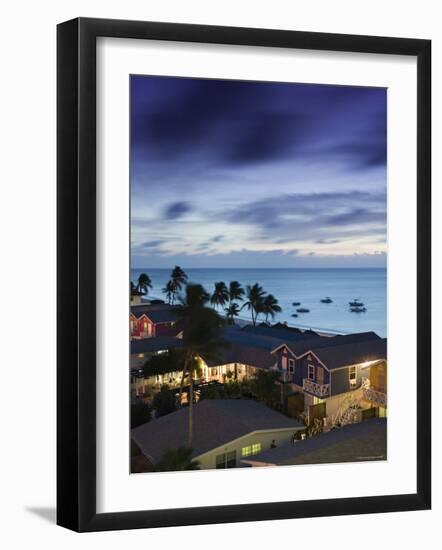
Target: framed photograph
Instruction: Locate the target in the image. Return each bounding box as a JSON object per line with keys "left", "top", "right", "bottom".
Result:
{"left": 57, "top": 17, "right": 431, "bottom": 532}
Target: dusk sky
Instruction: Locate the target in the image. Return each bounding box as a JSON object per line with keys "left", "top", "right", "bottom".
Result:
{"left": 130, "top": 76, "right": 386, "bottom": 268}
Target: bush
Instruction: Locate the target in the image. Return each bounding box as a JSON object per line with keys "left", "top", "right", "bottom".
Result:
{"left": 131, "top": 401, "right": 152, "bottom": 428}
{"left": 153, "top": 385, "right": 177, "bottom": 417}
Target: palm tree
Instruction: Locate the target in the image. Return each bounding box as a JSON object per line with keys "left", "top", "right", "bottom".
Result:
{"left": 228, "top": 281, "right": 245, "bottom": 304}
{"left": 167, "top": 266, "right": 188, "bottom": 304}
{"left": 136, "top": 273, "right": 152, "bottom": 296}
{"left": 241, "top": 283, "right": 266, "bottom": 326}
{"left": 154, "top": 447, "right": 200, "bottom": 471}
{"left": 210, "top": 281, "right": 229, "bottom": 308}
{"left": 261, "top": 294, "right": 282, "bottom": 323}
{"left": 177, "top": 284, "right": 226, "bottom": 447}
{"left": 224, "top": 302, "right": 240, "bottom": 324}
{"left": 161, "top": 280, "right": 175, "bottom": 304}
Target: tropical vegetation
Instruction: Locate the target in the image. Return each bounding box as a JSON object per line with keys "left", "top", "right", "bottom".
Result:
{"left": 131, "top": 401, "right": 152, "bottom": 428}
{"left": 210, "top": 281, "right": 229, "bottom": 308}
{"left": 154, "top": 447, "right": 200, "bottom": 471}
{"left": 136, "top": 272, "right": 152, "bottom": 295}
{"left": 261, "top": 293, "right": 282, "bottom": 323}
{"left": 177, "top": 283, "right": 226, "bottom": 447}
{"left": 152, "top": 385, "right": 177, "bottom": 417}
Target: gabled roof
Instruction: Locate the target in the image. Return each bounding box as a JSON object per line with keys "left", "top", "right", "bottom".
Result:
{"left": 130, "top": 337, "right": 184, "bottom": 355}
{"left": 200, "top": 342, "right": 276, "bottom": 370}
{"left": 310, "top": 337, "right": 387, "bottom": 370}
{"left": 131, "top": 304, "right": 180, "bottom": 324}
{"left": 223, "top": 325, "right": 287, "bottom": 351}
{"left": 284, "top": 331, "right": 381, "bottom": 358}
{"left": 242, "top": 418, "right": 387, "bottom": 466}
{"left": 132, "top": 399, "right": 303, "bottom": 462}
{"left": 242, "top": 324, "right": 323, "bottom": 343}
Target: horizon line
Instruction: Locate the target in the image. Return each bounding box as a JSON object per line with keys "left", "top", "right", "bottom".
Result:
{"left": 130, "top": 266, "right": 387, "bottom": 270}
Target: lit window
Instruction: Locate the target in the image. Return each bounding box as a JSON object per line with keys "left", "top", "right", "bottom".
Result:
{"left": 242, "top": 446, "right": 252, "bottom": 457}
{"left": 308, "top": 365, "right": 315, "bottom": 380}
{"left": 349, "top": 366, "right": 357, "bottom": 381}
{"left": 143, "top": 321, "right": 148, "bottom": 331}
{"left": 242, "top": 444, "right": 262, "bottom": 457}
{"left": 252, "top": 443, "right": 262, "bottom": 455}
{"left": 288, "top": 359, "right": 295, "bottom": 372}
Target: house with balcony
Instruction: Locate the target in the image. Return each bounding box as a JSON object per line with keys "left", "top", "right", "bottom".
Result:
{"left": 271, "top": 333, "right": 387, "bottom": 424}
{"left": 130, "top": 303, "right": 182, "bottom": 339}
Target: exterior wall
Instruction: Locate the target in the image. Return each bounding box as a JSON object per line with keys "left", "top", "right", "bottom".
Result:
{"left": 369, "top": 361, "right": 387, "bottom": 392}
{"left": 155, "top": 322, "right": 176, "bottom": 337}
{"left": 203, "top": 361, "right": 258, "bottom": 383}
{"left": 297, "top": 353, "right": 330, "bottom": 387}
{"left": 302, "top": 385, "right": 380, "bottom": 424}
{"left": 130, "top": 314, "right": 153, "bottom": 338}
{"left": 275, "top": 347, "right": 332, "bottom": 389}
{"left": 130, "top": 314, "right": 177, "bottom": 339}
{"left": 275, "top": 347, "right": 298, "bottom": 384}
{"left": 330, "top": 365, "right": 362, "bottom": 396}
{"left": 195, "top": 428, "right": 303, "bottom": 470}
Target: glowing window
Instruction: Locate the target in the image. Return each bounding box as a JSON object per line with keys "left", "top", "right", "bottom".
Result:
{"left": 242, "top": 446, "right": 252, "bottom": 457}
{"left": 242, "top": 443, "right": 262, "bottom": 457}
{"left": 252, "top": 443, "right": 262, "bottom": 455}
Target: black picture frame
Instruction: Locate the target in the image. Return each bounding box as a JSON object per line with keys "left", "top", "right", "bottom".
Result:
{"left": 57, "top": 17, "right": 431, "bottom": 532}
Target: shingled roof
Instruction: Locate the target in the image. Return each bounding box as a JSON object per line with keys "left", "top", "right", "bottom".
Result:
{"left": 131, "top": 304, "right": 180, "bottom": 324}
{"left": 200, "top": 342, "right": 276, "bottom": 370}
{"left": 242, "top": 418, "right": 387, "bottom": 466}
{"left": 283, "top": 331, "right": 381, "bottom": 357}
{"left": 242, "top": 324, "right": 323, "bottom": 343}
{"left": 130, "top": 337, "right": 184, "bottom": 355}
{"left": 310, "top": 337, "right": 387, "bottom": 370}
{"left": 132, "top": 399, "right": 303, "bottom": 462}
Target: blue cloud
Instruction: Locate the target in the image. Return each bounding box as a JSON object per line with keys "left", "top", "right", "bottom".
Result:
{"left": 163, "top": 201, "right": 192, "bottom": 219}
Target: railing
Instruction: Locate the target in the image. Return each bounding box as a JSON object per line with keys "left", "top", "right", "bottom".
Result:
{"left": 363, "top": 387, "right": 387, "bottom": 407}
{"left": 303, "top": 378, "right": 330, "bottom": 397}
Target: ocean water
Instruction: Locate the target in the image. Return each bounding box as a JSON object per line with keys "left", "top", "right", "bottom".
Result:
{"left": 130, "top": 268, "right": 387, "bottom": 337}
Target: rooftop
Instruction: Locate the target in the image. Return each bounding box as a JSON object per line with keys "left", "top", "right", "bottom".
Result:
{"left": 130, "top": 336, "right": 184, "bottom": 355}
{"left": 242, "top": 418, "right": 387, "bottom": 466}
{"left": 200, "top": 341, "right": 276, "bottom": 370}
{"left": 310, "top": 337, "right": 387, "bottom": 370}
{"left": 131, "top": 303, "right": 181, "bottom": 324}
{"left": 283, "top": 331, "right": 382, "bottom": 358}
{"left": 132, "top": 399, "right": 303, "bottom": 462}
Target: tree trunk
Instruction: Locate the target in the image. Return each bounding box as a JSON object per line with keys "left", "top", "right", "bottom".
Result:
{"left": 188, "top": 375, "right": 194, "bottom": 448}
{"left": 178, "top": 355, "right": 191, "bottom": 407}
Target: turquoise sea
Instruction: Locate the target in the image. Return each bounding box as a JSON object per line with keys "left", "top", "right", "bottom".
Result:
{"left": 130, "top": 268, "right": 387, "bottom": 337}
